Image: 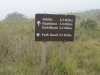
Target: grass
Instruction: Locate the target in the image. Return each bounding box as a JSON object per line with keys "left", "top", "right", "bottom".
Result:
{"left": 0, "top": 19, "right": 100, "bottom": 75}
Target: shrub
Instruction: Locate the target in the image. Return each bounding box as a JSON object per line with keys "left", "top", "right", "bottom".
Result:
{"left": 80, "top": 18, "right": 97, "bottom": 30}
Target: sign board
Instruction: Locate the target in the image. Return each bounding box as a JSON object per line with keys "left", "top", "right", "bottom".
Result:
{"left": 35, "top": 14, "right": 75, "bottom": 41}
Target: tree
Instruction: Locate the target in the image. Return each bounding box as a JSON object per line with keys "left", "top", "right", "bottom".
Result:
{"left": 80, "top": 18, "right": 97, "bottom": 30}
{"left": 4, "top": 12, "right": 27, "bottom": 21}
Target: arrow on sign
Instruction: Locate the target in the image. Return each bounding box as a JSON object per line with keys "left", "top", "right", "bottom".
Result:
{"left": 37, "top": 21, "right": 41, "bottom": 26}
{"left": 36, "top": 33, "right": 41, "bottom": 37}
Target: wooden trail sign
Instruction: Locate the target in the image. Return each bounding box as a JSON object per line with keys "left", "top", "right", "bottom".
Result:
{"left": 35, "top": 14, "right": 75, "bottom": 41}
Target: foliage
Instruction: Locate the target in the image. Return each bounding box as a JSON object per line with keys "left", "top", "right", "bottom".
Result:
{"left": 80, "top": 18, "right": 97, "bottom": 30}
{"left": 4, "top": 12, "right": 27, "bottom": 21}
{"left": 97, "top": 13, "right": 100, "bottom": 21}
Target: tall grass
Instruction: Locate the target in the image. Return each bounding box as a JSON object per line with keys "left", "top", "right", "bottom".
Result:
{"left": 0, "top": 20, "right": 100, "bottom": 75}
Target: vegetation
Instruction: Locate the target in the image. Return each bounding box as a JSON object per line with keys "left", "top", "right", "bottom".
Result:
{"left": 80, "top": 19, "right": 97, "bottom": 30}
{"left": 4, "top": 12, "right": 27, "bottom": 21}
{"left": 0, "top": 10, "right": 100, "bottom": 75}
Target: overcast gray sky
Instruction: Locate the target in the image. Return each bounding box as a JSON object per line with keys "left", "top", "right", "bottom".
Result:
{"left": 0, "top": 0, "right": 100, "bottom": 20}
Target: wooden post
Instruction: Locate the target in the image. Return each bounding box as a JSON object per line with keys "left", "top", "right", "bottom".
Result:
{"left": 41, "top": 12, "right": 47, "bottom": 69}
{"left": 42, "top": 42, "right": 46, "bottom": 69}
{"left": 61, "top": 42, "right": 66, "bottom": 59}
{"left": 61, "top": 13, "right": 67, "bottom": 59}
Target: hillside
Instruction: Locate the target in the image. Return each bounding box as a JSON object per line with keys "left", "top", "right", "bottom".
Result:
{"left": 69, "top": 9, "right": 100, "bottom": 16}
{"left": 0, "top": 10, "right": 100, "bottom": 75}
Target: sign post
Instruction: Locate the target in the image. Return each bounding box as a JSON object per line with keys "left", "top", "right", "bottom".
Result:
{"left": 35, "top": 14, "right": 75, "bottom": 68}
{"left": 42, "top": 42, "right": 46, "bottom": 69}
{"left": 61, "top": 13, "right": 66, "bottom": 59}
{"left": 61, "top": 42, "right": 66, "bottom": 59}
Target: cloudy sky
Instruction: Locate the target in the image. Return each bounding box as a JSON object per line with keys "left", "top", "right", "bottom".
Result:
{"left": 0, "top": 0, "right": 100, "bottom": 20}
